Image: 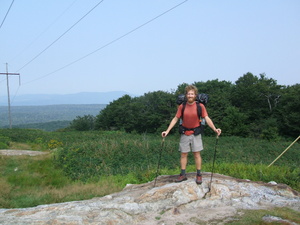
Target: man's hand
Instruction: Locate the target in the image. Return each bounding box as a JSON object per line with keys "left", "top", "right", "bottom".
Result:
{"left": 161, "top": 131, "right": 168, "bottom": 137}
{"left": 215, "top": 128, "right": 222, "bottom": 136}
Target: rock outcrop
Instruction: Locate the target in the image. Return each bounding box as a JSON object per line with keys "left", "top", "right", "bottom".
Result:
{"left": 0, "top": 173, "right": 299, "bottom": 225}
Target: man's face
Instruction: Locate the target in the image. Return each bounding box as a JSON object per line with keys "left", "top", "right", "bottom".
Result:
{"left": 186, "top": 90, "right": 196, "bottom": 103}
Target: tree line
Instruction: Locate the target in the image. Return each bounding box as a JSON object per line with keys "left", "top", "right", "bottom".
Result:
{"left": 68, "top": 72, "right": 300, "bottom": 140}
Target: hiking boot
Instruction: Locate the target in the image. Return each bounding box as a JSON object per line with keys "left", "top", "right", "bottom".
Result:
{"left": 196, "top": 174, "right": 202, "bottom": 184}
{"left": 175, "top": 174, "right": 187, "bottom": 183}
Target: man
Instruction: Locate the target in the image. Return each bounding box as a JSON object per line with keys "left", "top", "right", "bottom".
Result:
{"left": 161, "top": 85, "right": 221, "bottom": 184}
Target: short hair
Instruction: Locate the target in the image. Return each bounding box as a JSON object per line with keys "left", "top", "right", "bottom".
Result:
{"left": 185, "top": 85, "right": 198, "bottom": 95}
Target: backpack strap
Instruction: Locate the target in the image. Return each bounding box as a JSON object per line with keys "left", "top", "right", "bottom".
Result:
{"left": 196, "top": 101, "right": 202, "bottom": 122}
{"left": 181, "top": 102, "right": 186, "bottom": 120}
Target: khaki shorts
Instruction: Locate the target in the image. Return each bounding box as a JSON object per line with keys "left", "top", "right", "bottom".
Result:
{"left": 179, "top": 134, "right": 203, "bottom": 153}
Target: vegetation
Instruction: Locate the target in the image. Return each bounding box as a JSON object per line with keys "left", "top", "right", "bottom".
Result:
{"left": 68, "top": 115, "right": 96, "bottom": 131}
{"left": 65, "top": 73, "right": 300, "bottom": 141}
{"left": 187, "top": 207, "right": 300, "bottom": 224}
{"left": 0, "top": 73, "right": 299, "bottom": 219}
{"left": 0, "top": 104, "right": 105, "bottom": 131}
{"left": 0, "top": 128, "right": 299, "bottom": 209}
{"left": 2, "top": 73, "right": 299, "bottom": 139}
{"left": 6, "top": 120, "right": 71, "bottom": 132}
{"left": 0, "top": 153, "right": 123, "bottom": 208}
{"left": 226, "top": 207, "right": 300, "bottom": 225}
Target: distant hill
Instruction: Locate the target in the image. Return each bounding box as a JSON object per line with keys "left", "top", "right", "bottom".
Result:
{"left": 0, "top": 91, "right": 137, "bottom": 131}
{"left": 0, "top": 104, "right": 106, "bottom": 130}
{"left": 0, "top": 91, "right": 133, "bottom": 106}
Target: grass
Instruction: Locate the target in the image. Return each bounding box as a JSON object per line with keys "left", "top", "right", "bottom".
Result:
{"left": 7, "top": 142, "right": 36, "bottom": 150}
{"left": 0, "top": 129, "right": 299, "bottom": 210}
{"left": 210, "top": 162, "right": 300, "bottom": 191}
{"left": 0, "top": 153, "right": 123, "bottom": 208}
{"left": 187, "top": 207, "right": 300, "bottom": 224}
{"left": 225, "top": 207, "right": 300, "bottom": 225}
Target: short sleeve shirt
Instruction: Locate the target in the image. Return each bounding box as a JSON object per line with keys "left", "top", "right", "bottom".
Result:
{"left": 176, "top": 102, "right": 208, "bottom": 135}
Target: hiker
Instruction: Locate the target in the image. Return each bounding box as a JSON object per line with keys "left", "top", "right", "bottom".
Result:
{"left": 161, "top": 85, "right": 221, "bottom": 184}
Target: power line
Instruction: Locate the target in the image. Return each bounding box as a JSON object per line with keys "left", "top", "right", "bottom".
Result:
{"left": 16, "top": 0, "right": 105, "bottom": 72}
{"left": 6, "top": 1, "right": 78, "bottom": 106}
{"left": 23, "top": 0, "right": 189, "bottom": 85}
{"left": 9, "top": 0, "right": 78, "bottom": 63}
{"left": 0, "top": 0, "right": 15, "bottom": 30}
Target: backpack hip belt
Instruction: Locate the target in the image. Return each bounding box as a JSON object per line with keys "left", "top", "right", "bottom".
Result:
{"left": 179, "top": 125, "right": 202, "bottom": 135}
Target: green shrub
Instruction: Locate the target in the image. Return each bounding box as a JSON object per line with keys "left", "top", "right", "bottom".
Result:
{"left": 0, "top": 128, "right": 51, "bottom": 143}
{"left": 51, "top": 131, "right": 300, "bottom": 191}
{"left": 0, "top": 135, "right": 10, "bottom": 149}
{"left": 1, "top": 129, "right": 299, "bottom": 209}
{"left": 1, "top": 128, "right": 299, "bottom": 191}
{"left": 0, "top": 142, "right": 8, "bottom": 149}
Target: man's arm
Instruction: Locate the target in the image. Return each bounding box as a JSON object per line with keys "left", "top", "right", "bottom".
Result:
{"left": 162, "top": 116, "right": 179, "bottom": 137}
{"left": 204, "top": 116, "right": 221, "bottom": 136}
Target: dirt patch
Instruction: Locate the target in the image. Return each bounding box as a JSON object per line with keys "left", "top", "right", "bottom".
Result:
{"left": 0, "top": 150, "right": 49, "bottom": 156}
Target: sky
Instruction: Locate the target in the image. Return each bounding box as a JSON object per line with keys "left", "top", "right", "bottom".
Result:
{"left": 0, "top": 0, "right": 299, "bottom": 99}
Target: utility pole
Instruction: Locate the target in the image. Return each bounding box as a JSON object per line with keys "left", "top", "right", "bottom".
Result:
{"left": 0, "top": 63, "right": 20, "bottom": 129}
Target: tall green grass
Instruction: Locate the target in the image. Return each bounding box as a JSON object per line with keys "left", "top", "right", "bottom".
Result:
{"left": 0, "top": 128, "right": 299, "bottom": 209}
{"left": 0, "top": 154, "right": 126, "bottom": 208}
{"left": 50, "top": 131, "right": 299, "bottom": 188}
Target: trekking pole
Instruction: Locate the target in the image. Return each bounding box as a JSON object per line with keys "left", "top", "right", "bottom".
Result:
{"left": 267, "top": 135, "right": 300, "bottom": 168}
{"left": 208, "top": 135, "right": 219, "bottom": 193}
{"left": 154, "top": 137, "right": 165, "bottom": 188}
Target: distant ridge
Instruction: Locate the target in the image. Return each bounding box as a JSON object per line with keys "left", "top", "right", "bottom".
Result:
{"left": 0, "top": 91, "right": 133, "bottom": 106}
{"left": 0, "top": 104, "right": 106, "bottom": 130}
